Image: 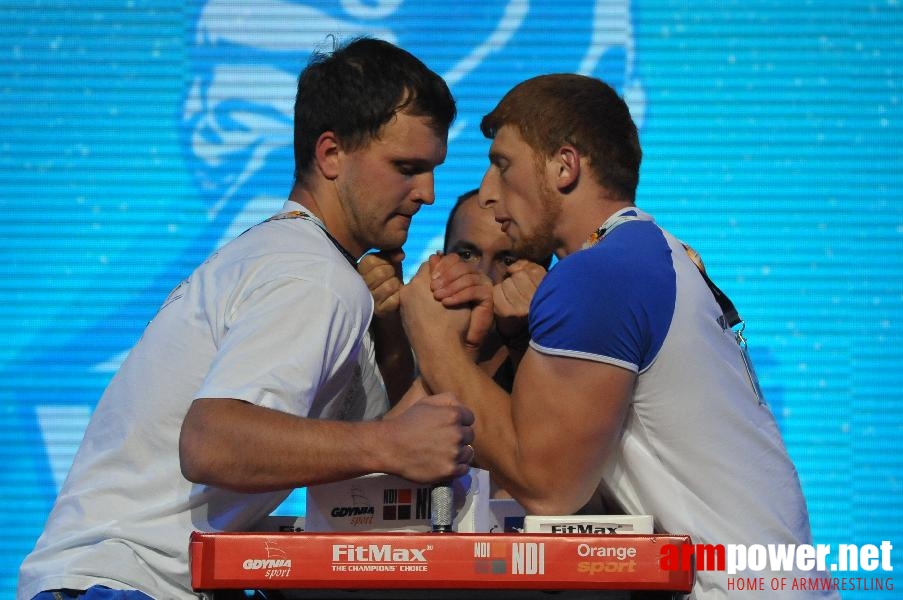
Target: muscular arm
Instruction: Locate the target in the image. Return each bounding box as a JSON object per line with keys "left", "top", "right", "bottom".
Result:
{"left": 370, "top": 311, "right": 416, "bottom": 405}
{"left": 358, "top": 250, "right": 416, "bottom": 404}
{"left": 179, "top": 393, "right": 475, "bottom": 492}
{"left": 418, "top": 344, "right": 633, "bottom": 514}
{"left": 402, "top": 258, "right": 634, "bottom": 515}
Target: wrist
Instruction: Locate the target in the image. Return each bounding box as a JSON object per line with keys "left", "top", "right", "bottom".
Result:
{"left": 361, "top": 418, "right": 396, "bottom": 474}
{"left": 417, "top": 340, "right": 474, "bottom": 391}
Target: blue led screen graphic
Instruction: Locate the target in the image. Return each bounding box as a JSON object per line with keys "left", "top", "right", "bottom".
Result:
{"left": 1, "top": 1, "right": 901, "bottom": 597}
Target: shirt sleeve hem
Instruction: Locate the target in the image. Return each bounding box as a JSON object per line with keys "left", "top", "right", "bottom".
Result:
{"left": 529, "top": 341, "right": 640, "bottom": 373}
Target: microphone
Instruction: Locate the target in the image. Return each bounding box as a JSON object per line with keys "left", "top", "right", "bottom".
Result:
{"left": 430, "top": 481, "right": 454, "bottom": 532}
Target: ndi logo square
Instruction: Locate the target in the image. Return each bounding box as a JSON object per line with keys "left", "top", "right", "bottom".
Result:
{"left": 382, "top": 487, "right": 432, "bottom": 521}
{"left": 474, "top": 541, "right": 508, "bottom": 574}
{"left": 382, "top": 488, "right": 413, "bottom": 520}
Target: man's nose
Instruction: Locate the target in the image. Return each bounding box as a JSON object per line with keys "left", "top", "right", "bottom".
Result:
{"left": 413, "top": 172, "right": 436, "bottom": 205}
{"left": 478, "top": 170, "right": 498, "bottom": 208}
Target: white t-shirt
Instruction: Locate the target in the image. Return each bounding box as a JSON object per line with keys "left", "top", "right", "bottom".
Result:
{"left": 529, "top": 208, "right": 838, "bottom": 599}
{"left": 18, "top": 201, "right": 388, "bottom": 600}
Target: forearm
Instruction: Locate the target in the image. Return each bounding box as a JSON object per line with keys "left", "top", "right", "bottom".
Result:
{"left": 394, "top": 376, "right": 432, "bottom": 408}
{"left": 415, "top": 345, "right": 553, "bottom": 509}
{"left": 419, "top": 344, "right": 620, "bottom": 515}
{"left": 179, "top": 398, "right": 391, "bottom": 492}
{"left": 400, "top": 256, "right": 577, "bottom": 511}
{"left": 370, "top": 313, "right": 416, "bottom": 405}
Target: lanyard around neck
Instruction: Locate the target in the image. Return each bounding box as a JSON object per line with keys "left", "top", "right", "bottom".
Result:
{"left": 583, "top": 208, "right": 652, "bottom": 248}
{"left": 264, "top": 210, "right": 358, "bottom": 268}
{"left": 584, "top": 208, "right": 741, "bottom": 329}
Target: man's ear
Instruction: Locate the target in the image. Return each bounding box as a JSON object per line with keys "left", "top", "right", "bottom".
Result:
{"left": 553, "top": 144, "right": 580, "bottom": 192}
{"left": 314, "top": 131, "right": 341, "bottom": 180}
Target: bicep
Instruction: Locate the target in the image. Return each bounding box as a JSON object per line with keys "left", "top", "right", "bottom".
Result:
{"left": 510, "top": 348, "right": 635, "bottom": 513}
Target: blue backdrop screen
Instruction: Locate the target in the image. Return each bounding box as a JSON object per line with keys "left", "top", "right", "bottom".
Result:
{"left": 1, "top": 1, "right": 901, "bottom": 597}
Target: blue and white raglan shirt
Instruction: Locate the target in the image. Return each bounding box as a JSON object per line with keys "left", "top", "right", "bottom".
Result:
{"left": 528, "top": 207, "right": 837, "bottom": 599}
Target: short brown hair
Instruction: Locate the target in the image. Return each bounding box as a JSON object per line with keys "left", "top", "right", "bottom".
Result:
{"left": 294, "top": 37, "right": 455, "bottom": 183}
{"left": 480, "top": 74, "right": 641, "bottom": 202}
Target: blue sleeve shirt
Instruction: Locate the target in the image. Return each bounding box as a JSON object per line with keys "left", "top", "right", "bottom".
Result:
{"left": 528, "top": 220, "right": 676, "bottom": 373}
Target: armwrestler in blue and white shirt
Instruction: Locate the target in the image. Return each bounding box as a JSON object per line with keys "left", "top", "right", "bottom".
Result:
{"left": 401, "top": 74, "right": 838, "bottom": 599}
